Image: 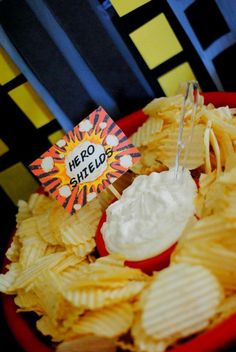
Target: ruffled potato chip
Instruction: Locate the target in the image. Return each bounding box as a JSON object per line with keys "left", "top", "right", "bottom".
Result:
{"left": 16, "top": 200, "right": 31, "bottom": 228}
{"left": 141, "top": 263, "right": 223, "bottom": 342}
{"left": 56, "top": 335, "right": 117, "bottom": 352}
{"left": 156, "top": 124, "right": 205, "bottom": 170}
{"left": 172, "top": 242, "right": 236, "bottom": 294}
{"left": 131, "top": 313, "right": 172, "bottom": 352}
{"left": 64, "top": 281, "right": 146, "bottom": 310}
{"left": 131, "top": 118, "right": 163, "bottom": 147}
{"left": 72, "top": 302, "right": 133, "bottom": 338}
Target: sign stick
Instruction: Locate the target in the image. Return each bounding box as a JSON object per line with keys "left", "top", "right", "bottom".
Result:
{"left": 108, "top": 184, "right": 121, "bottom": 199}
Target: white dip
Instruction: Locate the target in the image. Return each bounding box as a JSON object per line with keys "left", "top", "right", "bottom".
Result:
{"left": 101, "top": 169, "right": 197, "bottom": 260}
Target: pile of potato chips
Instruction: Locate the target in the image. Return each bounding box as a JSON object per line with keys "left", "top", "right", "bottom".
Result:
{"left": 1, "top": 91, "right": 236, "bottom": 352}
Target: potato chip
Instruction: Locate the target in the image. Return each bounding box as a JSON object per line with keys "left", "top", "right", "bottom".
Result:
{"left": 156, "top": 124, "right": 205, "bottom": 170}
{"left": 225, "top": 152, "right": 236, "bottom": 172}
{"left": 62, "top": 255, "right": 147, "bottom": 290}
{"left": 52, "top": 253, "right": 84, "bottom": 274}
{"left": 19, "top": 237, "right": 47, "bottom": 268}
{"left": 116, "top": 340, "right": 136, "bottom": 352}
{"left": 64, "top": 281, "right": 146, "bottom": 310}
{"left": 14, "top": 252, "right": 67, "bottom": 290}
{"left": 71, "top": 239, "right": 96, "bottom": 258}
{"left": 0, "top": 263, "right": 20, "bottom": 294}
{"left": 217, "top": 132, "right": 234, "bottom": 167}
{"left": 131, "top": 313, "right": 171, "bottom": 352}
{"left": 5, "top": 235, "right": 21, "bottom": 262}
{"left": 204, "top": 122, "right": 212, "bottom": 174}
{"left": 49, "top": 204, "right": 70, "bottom": 242}
{"left": 209, "top": 128, "right": 221, "bottom": 176}
{"left": 131, "top": 117, "right": 163, "bottom": 147}
{"left": 201, "top": 109, "right": 236, "bottom": 139}
{"left": 199, "top": 171, "right": 216, "bottom": 197}
{"left": 56, "top": 335, "right": 117, "bottom": 352}
{"left": 16, "top": 217, "right": 38, "bottom": 240}
{"left": 57, "top": 199, "right": 102, "bottom": 246}
{"left": 34, "top": 211, "right": 59, "bottom": 245}
{"left": 33, "top": 271, "right": 65, "bottom": 323}
{"left": 95, "top": 254, "right": 125, "bottom": 267}
{"left": 141, "top": 263, "right": 223, "bottom": 340}
{"left": 16, "top": 200, "right": 31, "bottom": 228}
{"left": 172, "top": 242, "right": 236, "bottom": 294}
{"left": 14, "top": 290, "right": 42, "bottom": 314}
{"left": 209, "top": 294, "right": 236, "bottom": 328}
{"left": 177, "top": 214, "right": 227, "bottom": 242}
{"left": 28, "top": 192, "right": 55, "bottom": 215}
{"left": 72, "top": 302, "right": 133, "bottom": 337}
{"left": 44, "top": 245, "right": 65, "bottom": 255}
{"left": 37, "top": 315, "right": 66, "bottom": 342}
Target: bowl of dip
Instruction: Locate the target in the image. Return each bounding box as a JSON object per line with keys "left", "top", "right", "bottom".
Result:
{"left": 96, "top": 168, "right": 197, "bottom": 274}
{"left": 3, "top": 92, "right": 236, "bottom": 352}
{"left": 96, "top": 210, "right": 177, "bottom": 275}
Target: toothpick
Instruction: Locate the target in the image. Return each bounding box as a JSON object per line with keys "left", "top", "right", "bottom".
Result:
{"left": 174, "top": 80, "right": 200, "bottom": 181}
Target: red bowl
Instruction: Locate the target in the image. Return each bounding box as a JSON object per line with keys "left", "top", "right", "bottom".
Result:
{"left": 95, "top": 207, "right": 177, "bottom": 275}
{"left": 2, "top": 92, "right": 236, "bottom": 352}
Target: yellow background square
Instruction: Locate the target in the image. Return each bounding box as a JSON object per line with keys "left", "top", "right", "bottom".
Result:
{"left": 48, "top": 129, "right": 65, "bottom": 145}
{"left": 110, "top": 0, "right": 151, "bottom": 17}
{"left": 8, "top": 82, "right": 54, "bottom": 128}
{"left": 0, "top": 139, "right": 9, "bottom": 157}
{"left": 0, "top": 48, "right": 20, "bottom": 85}
{"left": 158, "top": 62, "right": 196, "bottom": 96}
{"left": 0, "top": 162, "right": 39, "bottom": 205}
{"left": 130, "top": 13, "right": 183, "bottom": 69}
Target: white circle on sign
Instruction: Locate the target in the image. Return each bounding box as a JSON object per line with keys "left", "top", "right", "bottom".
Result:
{"left": 59, "top": 185, "right": 71, "bottom": 198}
{"left": 74, "top": 203, "right": 81, "bottom": 211}
{"left": 59, "top": 154, "right": 64, "bottom": 159}
{"left": 79, "top": 119, "right": 93, "bottom": 132}
{"left": 87, "top": 192, "right": 97, "bottom": 202}
{"left": 65, "top": 141, "right": 107, "bottom": 183}
{"left": 120, "top": 155, "right": 133, "bottom": 168}
{"left": 99, "top": 122, "right": 107, "bottom": 130}
{"left": 41, "top": 157, "right": 54, "bottom": 172}
{"left": 106, "top": 134, "right": 119, "bottom": 147}
{"left": 56, "top": 139, "right": 66, "bottom": 147}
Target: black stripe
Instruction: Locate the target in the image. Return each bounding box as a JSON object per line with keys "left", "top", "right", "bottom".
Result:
{"left": 93, "top": 113, "right": 99, "bottom": 127}
{"left": 43, "top": 178, "right": 58, "bottom": 187}
{"left": 62, "top": 195, "right": 70, "bottom": 210}
{"left": 38, "top": 119, "right": 61, "bottom": 135}
{"left": 151, "top": 52, "right": 186, "bottom": 78}
{"left": 107, "top": 121, "right": 116, "bottom": 134}
{"left": 118, "top": 136, "right": 128, "bottom": 144}
{"left": 114, "top": 0, "right": 161, "bottom": 33}
{"left": 82, "top": 185, "right": 87, "bottom": 206}
{"left": 49, "top": 182, "right": 60, "bottom": 194}
{"left": 114, "top": 129, "right": 123, "bottom": 137}
{"left": 37, "top": 169, "right": 58, "bottom": 179}
{"left": 2, "top": 74, "right": 27, "bottom": 92}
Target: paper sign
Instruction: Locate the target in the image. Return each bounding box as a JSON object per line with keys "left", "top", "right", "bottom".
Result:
{"left": 30, "top": 107, "right": 140, "bottom": 214}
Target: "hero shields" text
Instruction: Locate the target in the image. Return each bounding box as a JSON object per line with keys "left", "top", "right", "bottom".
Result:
{"left": 65, "top": 141, "right": 113, "bottom": 188}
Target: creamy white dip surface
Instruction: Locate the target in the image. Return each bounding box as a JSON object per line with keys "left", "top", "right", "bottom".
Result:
{"left": 101, "top": 169, "right": 197, "bottom": 260}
